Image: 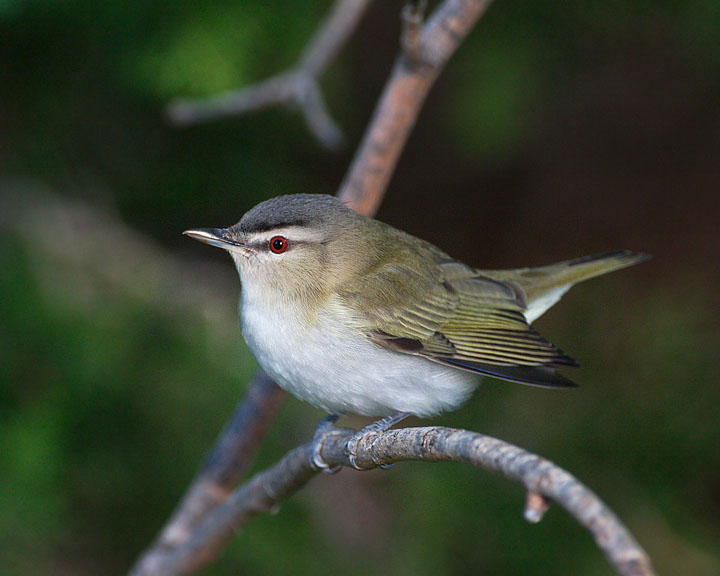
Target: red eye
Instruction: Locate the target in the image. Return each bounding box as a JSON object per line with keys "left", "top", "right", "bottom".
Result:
{"left": 269, "top": 235, "right": 288, "bottom": 254}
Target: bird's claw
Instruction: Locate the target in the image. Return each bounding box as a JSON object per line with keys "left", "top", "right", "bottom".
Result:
{"left": 309, "top": 414, "right": 342, "bottom": 474}
{"left": 310, "top": 443, "right": 341, "bottom": 473}
{"left": 344, "top": 432, "right": 393, "bottom": 470}
{"left": 345, "top": 434, "right": 372, "bottom": 471}
{"left": 344, "top": 411, "right": 409, "bottom": 470}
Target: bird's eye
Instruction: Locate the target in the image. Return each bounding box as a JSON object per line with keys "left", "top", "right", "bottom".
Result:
{"left": 269, "top": 235, "right": 288, "bottom": 254}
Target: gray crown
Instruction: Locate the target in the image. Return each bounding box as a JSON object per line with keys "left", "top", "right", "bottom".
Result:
{"left": 237, "top": 194, "right": 356, "bottom": 234}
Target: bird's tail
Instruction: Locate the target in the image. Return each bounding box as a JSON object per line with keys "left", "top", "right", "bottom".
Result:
{"left": 486, "top": 251, "right": 650, "bottom": 323}
{"left": 530, "top": 250, "right": 650, "bottom": 294}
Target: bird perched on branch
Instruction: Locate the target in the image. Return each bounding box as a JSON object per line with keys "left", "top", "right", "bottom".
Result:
{"left": 185, "top": 194, "right": 648, "bottom": 469}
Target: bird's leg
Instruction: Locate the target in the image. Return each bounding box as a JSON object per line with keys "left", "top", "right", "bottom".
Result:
{"left": 309, "top": 414, "right": 342, "bottom": 473}
{"left": 345, "top": 411, "right": 410, "bottom": 470}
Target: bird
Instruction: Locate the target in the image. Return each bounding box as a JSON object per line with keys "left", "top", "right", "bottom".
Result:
{"left": 184, "top": 193, "right": 648, "bottom": 469}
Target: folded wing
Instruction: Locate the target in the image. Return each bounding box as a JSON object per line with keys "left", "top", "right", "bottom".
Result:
{"left": 339, "top": 255, "right": 578, "bottom": 389}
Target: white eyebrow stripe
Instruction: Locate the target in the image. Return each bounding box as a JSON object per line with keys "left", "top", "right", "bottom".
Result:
{"left": 244, "top": 226, "right": 326, "bottom": 245}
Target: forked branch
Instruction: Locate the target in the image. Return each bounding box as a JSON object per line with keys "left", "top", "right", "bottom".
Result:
{"left": 166, "top": 0, "right": 377, "bottom": 149}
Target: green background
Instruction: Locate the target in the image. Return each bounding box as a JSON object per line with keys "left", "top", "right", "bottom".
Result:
{"left": 1, "top": 1, "right": 718, "bottom": 574}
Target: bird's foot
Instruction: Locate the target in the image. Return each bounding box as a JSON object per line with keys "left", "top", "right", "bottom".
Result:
{"left": 344, "top": 412, "right": 410, "bottom": 471}
{"left": 309, "top": 414, "right": 342, "bottom": 473}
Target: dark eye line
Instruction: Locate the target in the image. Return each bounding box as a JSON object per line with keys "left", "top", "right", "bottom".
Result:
{"left": 268, "top": 239, "right": 308, "bottom": 247}
{"left": 248, "top": 238, "right": 309, "bottom": 251}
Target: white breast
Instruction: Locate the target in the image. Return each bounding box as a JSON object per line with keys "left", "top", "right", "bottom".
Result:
{"left": 240, "top": 293, "right": 478, "bottom": 417}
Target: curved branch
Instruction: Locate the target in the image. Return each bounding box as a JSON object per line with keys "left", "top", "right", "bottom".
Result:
{"left": 166, "top": 0, "right": 376, "bottom": 149}
{"left": 135, "top": 426, "right": 656, "bottom": 576}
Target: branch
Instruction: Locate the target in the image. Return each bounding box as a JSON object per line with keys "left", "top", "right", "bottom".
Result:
{"left": 133, "top": 426, "right": 657, "bottom": 576}
{"left": 166, "top": 0, "right": 376, "bottom": 149}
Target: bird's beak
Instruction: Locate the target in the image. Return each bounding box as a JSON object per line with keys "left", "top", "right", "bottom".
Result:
{"left": 183, "top": 228, "right": 245, "bottom": 250}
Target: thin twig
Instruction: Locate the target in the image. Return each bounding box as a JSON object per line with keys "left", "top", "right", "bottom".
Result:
{"left": 400, "top": 0, "right": 427, "bottom": 66}
{"left": 299, "top": 0, "right": 373, "bottom": 75}
{"left": 166, "top": 0, "right": 376, "bottom": 149}
{"left": 136, "top": 426, "right": 656, "bottom": 576}
{"left": 524, "top": 491, "right": 551, "bottom": 523}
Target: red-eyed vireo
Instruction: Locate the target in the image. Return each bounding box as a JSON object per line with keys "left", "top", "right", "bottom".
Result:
{"left": 185, "top": 194, "right": 648, "bottom": 469}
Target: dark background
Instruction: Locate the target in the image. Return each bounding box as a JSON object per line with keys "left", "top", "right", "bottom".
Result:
{"left": 1, "top": 1, "right": 718, "bottom": 574}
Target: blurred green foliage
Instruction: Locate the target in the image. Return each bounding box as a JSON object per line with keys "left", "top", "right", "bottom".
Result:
{"left": 1, "top": 0, "right": 718, "bottom": 575}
